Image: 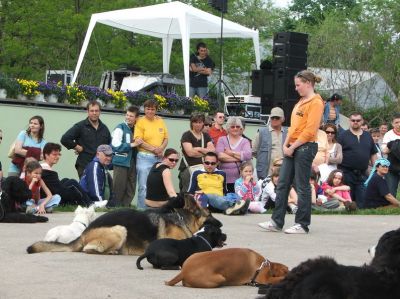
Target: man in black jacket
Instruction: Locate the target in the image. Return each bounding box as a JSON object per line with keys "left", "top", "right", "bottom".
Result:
{"left": 61, "top": 101, "right": 111, "bottom": 178}
{"left": 40, "top": 142, "right": 91, "bottom": 206}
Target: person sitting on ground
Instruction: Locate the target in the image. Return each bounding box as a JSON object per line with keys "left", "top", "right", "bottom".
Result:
{"left": 363, "top": 158, "right": 400, "bottom": 209}
{"left": 319, "top": 169, "right": 356, "bottom": 211}
{"left": 234, "top": 161, "right": 261, "bottom": 213}
{"left": 79, "top": 144, "right": 114, "bottom": 208}
{"left": 259, "top": 168, "right": 280, "bottom": 211}
{"left": 40, "top": 142, "right": 91, "bottom": 206}
{"left": 188, "top": 152, "right": 249, "bottom": 215}
{"left": 24, "top": 159, "right": 61, "bottom": 215}
{"left": 145, "top": 148, "right": 180, "bottom": 209}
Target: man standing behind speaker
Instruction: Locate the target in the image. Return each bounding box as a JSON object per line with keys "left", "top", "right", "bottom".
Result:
{"left": 189, "top": 42, "right": 215, "bottom": 98}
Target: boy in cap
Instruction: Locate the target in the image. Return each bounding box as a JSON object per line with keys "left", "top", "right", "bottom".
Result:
{"left": 79, "top": 144, "right": 114, "bottom": 208}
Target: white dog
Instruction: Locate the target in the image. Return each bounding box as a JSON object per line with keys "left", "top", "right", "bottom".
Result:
{"left": 44, "top": 205, "right": 96, "bottom": 244}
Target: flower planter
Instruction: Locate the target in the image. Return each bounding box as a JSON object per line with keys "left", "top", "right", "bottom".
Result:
{"left": 106, "top": 102, "right": 116, "bottom": 108}
{"left": 81, "top": 100, "right": 89, "bottom": 107}
{"left": 17, "top": 94, "right": 28, "bottom": 101}
{"left": 47, "top": 94, "right": 58, "bottom": 103}
{"left": 0, "top": 88, "right": 6, "bottom": 99}
{"left": 34, "top": 93, "right": 45, "bottom": 102}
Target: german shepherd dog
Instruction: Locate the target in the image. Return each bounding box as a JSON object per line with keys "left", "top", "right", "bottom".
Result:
{"left": 27, "top": 194, "right": 221, "bottom": 255}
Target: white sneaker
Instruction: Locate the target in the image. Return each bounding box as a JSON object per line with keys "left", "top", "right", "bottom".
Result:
{"left": 284, "top": 223, "right": 308, "bottom": 234}
{"left": 94, "top": 200, "right": 108, "bottom": 208}
{"left": 225, "top": 200, "right": 247, "bottom": 215}
{"left": 258, "top": 220, "right": 281, "bottom": 232}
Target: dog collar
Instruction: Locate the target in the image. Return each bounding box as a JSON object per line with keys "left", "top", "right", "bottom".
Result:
{"left": 76, "top": 221, "right": 87, "bottom": 228}
{"left": 246, "top": 259, "right": 271, "bottom": 287}
{"left": 196, "top": 235, "right": 212, "bottom": 250}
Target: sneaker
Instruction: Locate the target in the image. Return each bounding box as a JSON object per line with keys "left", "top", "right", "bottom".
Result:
{"left": 45, "top": 207, "right": 53, "bottom": 213}
{"left": 236, "top": 199, "right": 251, "bottom": 215}
{"left": 284, "top": 223, "right": 308, "bottom": 234}
{"left": 26, "top": 206, "right": 38, "bottom": 215}
{"left": 258, "top": 220, "right": 281, "bottom": 232}
{"left": 225, "top": 200, "right": 247, "bottom": 215}
{"left": 344, "top": 201, "right": 357, "bottom": 212}
{"left": 94, "top": 200, "right": 108, "bottom": 208}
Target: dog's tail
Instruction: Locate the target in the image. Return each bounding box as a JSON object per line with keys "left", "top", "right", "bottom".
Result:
{"left": 136, "top": 254, "right": 147, "bottom": 270}
{"left": 27, "top": 237, "right": 83, "bottom": 254}
{"left": 165, "top": 272, "right": 184, "bottom": 286}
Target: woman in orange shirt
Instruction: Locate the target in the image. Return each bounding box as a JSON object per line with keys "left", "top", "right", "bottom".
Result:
{"left": 258, "top": 70, "right": 324, "bottom": 234}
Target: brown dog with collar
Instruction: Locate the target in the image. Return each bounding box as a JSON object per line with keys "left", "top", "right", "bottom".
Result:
{"left": 165, "top": 248, "right": 288, "bottom": 288}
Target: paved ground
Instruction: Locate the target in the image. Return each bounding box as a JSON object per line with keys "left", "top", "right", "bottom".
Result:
{"left": 0, "top": 212, "right": 398, "bottom": 299}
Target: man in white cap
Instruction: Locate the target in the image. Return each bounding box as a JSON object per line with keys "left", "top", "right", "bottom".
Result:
{"left": 253, "top": 107, "right": 287, "bottom": 180}
{"left": 79, "top": 144, "right": 113, "bottom": 208}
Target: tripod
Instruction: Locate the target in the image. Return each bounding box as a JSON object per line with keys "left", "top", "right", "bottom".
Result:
{"left": 206, "top": 0, "right": 237, "bottom": 108}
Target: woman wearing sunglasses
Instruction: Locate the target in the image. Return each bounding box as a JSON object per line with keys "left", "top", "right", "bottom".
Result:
{"left": 216, "top": 116, "right": 252, "bottom": 193}
{"left": 145, "top": 148, "right": 180, "bottom": 208}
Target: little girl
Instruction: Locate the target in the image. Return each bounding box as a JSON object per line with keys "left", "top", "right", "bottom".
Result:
{"left": 320, "top": 169, "right": 356, "bottom": 210}
{"left": 24, "top": 160, "right": 61, "bottom": 214}
{"left": 234, "top": 161, "right": 261, "bottom": 213}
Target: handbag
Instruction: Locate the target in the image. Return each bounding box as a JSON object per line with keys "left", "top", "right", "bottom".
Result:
{"left": 182, "top": 133, "right": 205, "bottom": 176}
{"left": 7, "top": 142, "right": 16, "bottom": 159}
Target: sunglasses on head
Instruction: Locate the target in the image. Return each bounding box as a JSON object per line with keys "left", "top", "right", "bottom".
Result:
{"left": 168, "top": 158, "right": 179, "bottom": 163}
{"left": 203, "top": 161, "right": 217, "bottom": 166}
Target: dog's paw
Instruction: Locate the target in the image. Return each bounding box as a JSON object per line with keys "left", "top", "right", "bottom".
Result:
{"left": 83, "top": 243, "right": 105, "bottom": 254}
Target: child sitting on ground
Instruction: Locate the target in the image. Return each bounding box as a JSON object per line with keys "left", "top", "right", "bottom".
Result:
{"left": 288, "top": 170, "right": 321, "bottom": 214}
{"left": 258, "top": 168, "right": 280, "bottom": 211}
{"left": 320, "top": 169, "right": 357, "bottom": 211}
{"left": 23, "top": 159, "right": 61, "bottom": 214}
{"left": 234, "top": 161, "right": 261, "bottom": 213}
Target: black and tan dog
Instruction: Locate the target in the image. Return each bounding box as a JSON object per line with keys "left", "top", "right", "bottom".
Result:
{"left": 27, "top": 194, "right": 221, "bottom": 255}
{"left": 261, "top": 228, "right": 400, "bottom": 299}
{"left": 136, "top": 223, "right": 227, "bottom": 270}
{"left": 165, "top": 248, "right": 288, "bottom": 288}
{"left": 1, "top": 177, "right": 48, "bottom": 223}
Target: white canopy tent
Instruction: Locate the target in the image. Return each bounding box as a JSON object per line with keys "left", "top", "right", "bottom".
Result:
{"left": 71, "top": 1, "right": 260, "bottom": 96}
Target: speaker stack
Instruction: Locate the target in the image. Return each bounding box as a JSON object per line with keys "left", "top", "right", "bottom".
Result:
{"left": 251, "top": 32, "right": 309, "bottom": 122}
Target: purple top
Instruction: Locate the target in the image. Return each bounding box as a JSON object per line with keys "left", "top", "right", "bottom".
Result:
{"left": 216, "top": 136, "right": 252, "bottom": 184}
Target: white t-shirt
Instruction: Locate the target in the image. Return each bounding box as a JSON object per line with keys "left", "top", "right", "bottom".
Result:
{"left": 381, "top": 129, "right": 400, "bottom": 153}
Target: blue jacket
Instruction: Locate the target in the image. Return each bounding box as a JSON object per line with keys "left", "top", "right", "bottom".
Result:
{"left": 80, "top": 157, "right": 112, "bottom": 202}
{"left": 111, "top": 122, "right": 136, "bottom": 168}
{"left": 323, "top": 102, "right": 340, "bottom": 126}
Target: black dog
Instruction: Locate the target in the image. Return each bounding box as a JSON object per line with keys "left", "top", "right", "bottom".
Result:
{"left": 259, "top": 228, "right": 400, "bottom": 299}
{"left": 0, "top": 177, "right": 48, "bottom": 223}
{"left": 136, "top": 223, "right": 227, "bottom": 270}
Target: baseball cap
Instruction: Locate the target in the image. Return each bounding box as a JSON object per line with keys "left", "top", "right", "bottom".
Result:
{"left": 97, "top": 144, "right": 113, "bottom": 156}
{"left": 270, "top": 107, "right": 284, "bottom": 118}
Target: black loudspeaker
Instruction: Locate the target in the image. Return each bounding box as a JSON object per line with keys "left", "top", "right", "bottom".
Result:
{"left": 273, "top": 43, "right": 307, "bottom": 58}
{"left": 273, "top": 68, "right": 299, "bottom": 101}
{"left": 272, "top": 56, "right": 307, "bottom": 70}
{"left": 251, "top": 69, "right": 273, "bottom": 98}
{"left": 274, "top": 32, "right": 308, "bottom": 45}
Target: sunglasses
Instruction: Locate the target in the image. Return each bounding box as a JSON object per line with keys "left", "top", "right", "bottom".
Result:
{"left": 204, "top": 124, "right": 212, "bottom": 127}
{"left": 230, "top": 125, "right": 242, "bottom": 129}
{"left": 270, "top": 116, "right": 281, "bottom": 120}
{"left": 350, "top": 119, "right": 362, "bottom": 122}
{"left": 217, "top": 116, "right": 225, "bottom": 119}
{"left": 168, "top": 158, "right": 179, "bottom": 163}
{"left": 325, "top": 131, "right": 335, "bottom": 134}
{"left": 203, "top": 161, "right": 217, "bottom": 166}
{"left": 378, "top": 165, "right": 389, "bottom": 168}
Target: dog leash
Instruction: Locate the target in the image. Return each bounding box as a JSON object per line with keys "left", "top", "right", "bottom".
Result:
{"left": 245, "top": 259, "right": 271, "bottom": 287}
{"left": 75, "top": 220, "right": 87, "bottom": 228}
{"left": 195, "top": 234, "right": 212, "bottom": 250}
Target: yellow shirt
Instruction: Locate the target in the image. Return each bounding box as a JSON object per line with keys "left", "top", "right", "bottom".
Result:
{"left": 134, "top": 116, "right": 168, "bottom": 153}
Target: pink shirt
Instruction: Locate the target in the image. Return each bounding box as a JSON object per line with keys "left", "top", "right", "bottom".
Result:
{"left": 321, "top": 182, "right": 352, "bottom": 202}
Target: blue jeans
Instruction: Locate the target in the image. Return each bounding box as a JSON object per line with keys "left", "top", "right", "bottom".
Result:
{"left": 341, "top": 169, "right": 367, "bottom": 208}
{"left": 189, "top": 87, "right": 208, "bottom": 98}
{"left": 386, "top": 171, "right": 400, "bottom": 197}
{"left": 26, "top": 194, "right": 61, "bottom": 209}
{"left": 271, "top": 142, "right": 317, "bottom": 231}
{"left": 201, "top": 194, "right": 238, "bottom": 211}
{"left": 136, "top": 152, "right": 160, "bottom": 210}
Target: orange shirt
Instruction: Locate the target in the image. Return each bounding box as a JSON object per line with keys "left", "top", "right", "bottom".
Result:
{"left": 209, "top": 126, "right": 227, "bottom": 145}
{"left": 288, "top": 94, "right": 324, "bottom": 144}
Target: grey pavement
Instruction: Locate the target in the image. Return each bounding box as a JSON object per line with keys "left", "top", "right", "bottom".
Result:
{"left": 0, "top": 212, "right": 398, "bottom": 299}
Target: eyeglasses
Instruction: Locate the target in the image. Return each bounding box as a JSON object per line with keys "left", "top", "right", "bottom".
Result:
{"left": 204, "top": 124, "right": 212, "bottom": 127}
{"left": 230, "top": 125, "right": 242, "bottom": 129}
{"left": 203, "top": 161, "right": 217, "bottom": 166}
{"left": 217, "top": 116, "right": 225, "bottom": 119}
{"left": 350, "top": 119, "right": 362, "bottom": 122}
{"left": 325, "top": 131, "right": 335, "bottom": 134}
{"left": 270, "top": 116, "right": 281, "bottom": 120}
{"left": 168, "top": 158, "right": 179, "bottom": 163}
{"left": 378, "top": 165, "right": 389, "bottom": 168}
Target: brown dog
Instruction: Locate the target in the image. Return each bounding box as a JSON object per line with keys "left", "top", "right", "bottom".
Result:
{"left": 165, "top": 248, "right": 288, "bottom": 288}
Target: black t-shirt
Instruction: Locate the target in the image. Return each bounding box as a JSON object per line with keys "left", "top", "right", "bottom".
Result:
{"left": 146, "top": 163, "right": 170, "bottom": 201}
{"left": 364, "top": 173, "right": 390, "bottom": 208}
{"left": 338, "top": 130, "right": 377, "bottom": 171}
{"left": 179, "top": 131, "right": 212, "bottom": 171}
{"left": 189, "top": 54, "right": 215, "bottom": 88}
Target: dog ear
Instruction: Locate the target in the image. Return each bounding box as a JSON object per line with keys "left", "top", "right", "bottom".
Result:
{"left": 76, "top": 205, "right": 83, "bottom": 212}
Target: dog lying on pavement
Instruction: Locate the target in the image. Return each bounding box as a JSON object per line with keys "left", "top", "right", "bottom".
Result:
{"left": 136, "top": 222, "right": 227, "bottom": 270}
{"left": 44, "top": 205, "right": 96, "bottom": 244}
{"left": 165, "top": 248, "right": 288, "bottom": 288}
{"left": 260, "top": 228, "right": 400, "bottom": 299}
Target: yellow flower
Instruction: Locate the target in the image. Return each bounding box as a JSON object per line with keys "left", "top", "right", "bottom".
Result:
{"left": 192, "top": 95, "right": 210, "bottom": 112}
{"left": 17, "top": 79, "right": 39, "bottom": 97}
{"left": 154, "top": 94, "right": 167, "bottom": 110}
